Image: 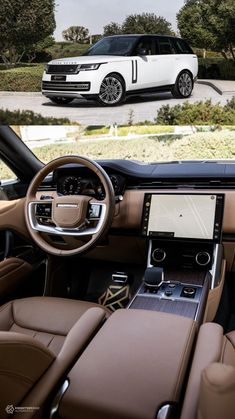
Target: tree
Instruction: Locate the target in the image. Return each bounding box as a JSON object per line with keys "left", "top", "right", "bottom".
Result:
{"left": 103, "top": 22, "right": 122, "bottom": 36}
{"left": 0, "top": 0, "right": 55, "bottom": 67}
{"left": 177, "top": 0, "right": 235, "bottom": 60}
{"left": 62, "top": 26, "right": 89, "bottom": 43}
{"left": 90, "top": 34, "right": 102, "bottom": 45}
{"left": 122, "top": 13, "right": 174, "bottom": 35}
{"left": 25, "top": 36, "right": 55, "bottom": 63}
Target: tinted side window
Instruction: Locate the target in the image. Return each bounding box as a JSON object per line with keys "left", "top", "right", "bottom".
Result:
{"left": 158, "top": 38, "right": 175, "bottom": 55}
{"left": 173, "top": 39, "right": 194, "bottom": 54}
{"left": 134, "top": 38, "right": 154, "bottom": 55}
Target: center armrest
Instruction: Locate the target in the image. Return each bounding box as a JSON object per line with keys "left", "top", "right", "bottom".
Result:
{"left": 59, "top": 309, "right": 196, "bottom": 419}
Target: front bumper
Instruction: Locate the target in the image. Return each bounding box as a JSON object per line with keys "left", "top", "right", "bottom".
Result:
{"left": 42, "top": 81, "right": 91, "bottom": 98}
{"left": 42, "top": 71, "right": 103, "bottom": 97}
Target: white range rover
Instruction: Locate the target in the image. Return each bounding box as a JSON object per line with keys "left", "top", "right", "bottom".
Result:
{"left": 42, "top": 35, "right": 198, "bottom": 106}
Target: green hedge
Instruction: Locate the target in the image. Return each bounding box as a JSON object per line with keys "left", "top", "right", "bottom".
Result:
{"left": 198, "top": 58, "right": 235, "bottom": 80}
{"left": 0, "top": 64, "right": 44, "bottom": 92}
{"left": 155, "top": 98, "right": 235, "bottom": 125}
{"left": 0, "top": 109, "right": 72, "bottom": 124}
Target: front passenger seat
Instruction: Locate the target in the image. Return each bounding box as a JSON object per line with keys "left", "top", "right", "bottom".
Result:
{"left": 180, "top": 322, "right": 235, "bottom": 419}
{"left": 0, "top": 297, "right": 110, "bottom": 418}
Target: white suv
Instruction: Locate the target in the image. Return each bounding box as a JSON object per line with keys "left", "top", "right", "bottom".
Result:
{"left": 42, "top": 35, "right": 198, "bottom": 106}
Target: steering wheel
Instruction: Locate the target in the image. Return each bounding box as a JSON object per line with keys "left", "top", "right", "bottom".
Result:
{"left": 25, "top": 156, "right": 115, "bottom": 256}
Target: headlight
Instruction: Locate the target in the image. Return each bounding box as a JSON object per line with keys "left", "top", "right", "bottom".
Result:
{"left": 44, "top": 64, "right": 49, "bottom": 73}
{"left": 78, "top": 64, "right": 102, "bottom": 71}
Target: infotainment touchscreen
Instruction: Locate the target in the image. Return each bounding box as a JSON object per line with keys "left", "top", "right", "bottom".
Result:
{"left": 142, "top": 193, "right": 224, "bottom": 242}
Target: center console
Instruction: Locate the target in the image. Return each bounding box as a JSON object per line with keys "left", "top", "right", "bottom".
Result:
{"left": 129, "top": 192, "right": 225, "bottom": 323}
{"left": 59, "top": 309, "right": 196, "bottom": 419}
{"left": 55, "top": 193, "right": 225, "bottom": 419}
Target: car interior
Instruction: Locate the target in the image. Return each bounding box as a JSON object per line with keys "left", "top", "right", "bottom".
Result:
{"left": 0, "top": 126, "right": 235, "bottom": 419}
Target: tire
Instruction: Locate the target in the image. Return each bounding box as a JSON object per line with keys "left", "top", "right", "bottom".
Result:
{"left": 97, "top": 73, "right": 126, "bottom": 106}
{"left": 172, "top": 71, "right": 194, "bottom": 99}
{"left": 49, "top": 97, "right": 74, "bottom": 105}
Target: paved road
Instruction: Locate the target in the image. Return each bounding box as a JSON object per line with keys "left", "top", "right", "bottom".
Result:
{"left": 0, "top": 83, "right": 232, "bottom": 125}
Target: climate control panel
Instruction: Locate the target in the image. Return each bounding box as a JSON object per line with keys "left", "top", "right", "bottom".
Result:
{"left": 150, "top": 240, "right": 213, "bottom": 270}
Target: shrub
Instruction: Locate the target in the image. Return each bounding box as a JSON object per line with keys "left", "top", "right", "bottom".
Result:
{"left": 0, "top": 64, "right": 44, "bottom": 91}
{"left": 47, "top": 42, "right": 88, "bottom": 60}
{"left": 198, "top": 58, "right": 235, "bottom": 80}
{"left": 30, "top": 131, "right": 235, "bottom": 165}
{"left": 0, "top": 109, "right": 73, "bottom": 124}
{"left": 225, "top": 97, "right": 235, "bottom": 111}
{"left": 155, "top": 100, "right": 235, "bottom": 125}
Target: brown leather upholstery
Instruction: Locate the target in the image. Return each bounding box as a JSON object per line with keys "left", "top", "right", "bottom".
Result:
{"left": 0, "top": 297, "right": 110, "bottom": 355}
{"left": 0, "top": 257, "right": 33, "bottom": 297}
{"left": 0, "top": 297, "right": 109, "bottom": 418}
{"left": 0, "top": 332, "right": 55, "bottom": 417}
{"left": 59, "top": 309, "right": 196, "bottom": 419}
{"left": 197, "top": 362, "right": 235, "bottom": 419}
{"left": 181, "top": 324, "right": 235, "bottom": 419}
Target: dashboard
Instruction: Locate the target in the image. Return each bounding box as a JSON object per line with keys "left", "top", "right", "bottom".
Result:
{"left": 34, "top": 160, "right": 235, "bottom": 236}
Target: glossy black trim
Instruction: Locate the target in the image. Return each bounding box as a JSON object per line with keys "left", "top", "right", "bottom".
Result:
{"left": 126, "top": 84, "right": 174, "bottom": 95}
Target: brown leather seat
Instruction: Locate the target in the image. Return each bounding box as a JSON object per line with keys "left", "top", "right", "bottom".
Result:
{"left": 0, "top": 297, "right": 109, "bottom": 419}
{"left": 180, "top": 323, "right": 235, "bottom": 419}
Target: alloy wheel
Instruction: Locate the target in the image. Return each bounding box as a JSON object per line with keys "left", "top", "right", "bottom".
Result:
{"left": 178, "top": 73, "right": 193, "bottom": 97}
{"left": 99, "top": 76, "right": 124, "bottom": 105}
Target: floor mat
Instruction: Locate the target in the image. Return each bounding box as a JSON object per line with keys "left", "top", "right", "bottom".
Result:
{"left": 98, "top": 284, "right": 131, "bottom": 312}
{"left": 82, "top": 260, "right": 145, "bottom": 310}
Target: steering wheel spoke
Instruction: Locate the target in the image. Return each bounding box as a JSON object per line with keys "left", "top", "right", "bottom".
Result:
{"left": 28, "top": 200, "right": 107, "bottom": 237}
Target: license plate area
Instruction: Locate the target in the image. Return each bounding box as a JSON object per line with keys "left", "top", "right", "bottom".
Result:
{"left": 51, "top": 75, "right": 66, "bottom": 81}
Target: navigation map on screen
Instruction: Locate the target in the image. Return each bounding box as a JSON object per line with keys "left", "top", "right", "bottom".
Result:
{"left": 142, "top": 194, "right": 224, "bottom": 241}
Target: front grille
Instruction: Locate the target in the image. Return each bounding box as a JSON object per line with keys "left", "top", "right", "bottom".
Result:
{"left": 42, "top": 81, "right": 90, "bottom": 92}
{"left": 46, "top": 65, "right": 79, "bottom": 74}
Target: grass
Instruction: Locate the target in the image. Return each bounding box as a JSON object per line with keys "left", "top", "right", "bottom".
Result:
{"left": 85, "top": 125, "right": 174, "bottom": 136}
{"left": 0, "top": 64, "right": 44, "bottom": 91}
{"left": 27, "top": 130, "right": 235, "bottom": 163}
{"left": 0, "top": 42, "right": 88, "bottom": 91}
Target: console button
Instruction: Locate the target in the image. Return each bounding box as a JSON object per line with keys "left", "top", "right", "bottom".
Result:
{"left": 181, "top": 287, "right": 196, "bottom": 299}
{"left": 152, "top": 248, "right": 166, "bottom": 263}
{"left": 89, "top": 204, "right": 101, "bottom": 219}
{"left": 195, "top": 252, "right": 211, "bottom": 267}
{"left": 165, "top": 290, "right": 173, "bottom": 297}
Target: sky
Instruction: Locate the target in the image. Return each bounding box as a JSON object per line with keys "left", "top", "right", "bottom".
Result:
{"left": 54, "top": 0, "right": 185, "bottom": 41}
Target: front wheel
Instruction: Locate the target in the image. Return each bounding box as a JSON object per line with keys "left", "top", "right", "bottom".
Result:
{"left": 98, "top": 74, "right": 125, "bottom": 106}
{"left": 172, "top": 71, "right": 194, "bottom": 99}
{"left": 49, "top": 97, "right": 74, "bottom": 105}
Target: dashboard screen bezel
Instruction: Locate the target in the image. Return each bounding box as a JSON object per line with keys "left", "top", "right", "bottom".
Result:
{"left": 142, "top": 193, "right": 224, "bottom": 243}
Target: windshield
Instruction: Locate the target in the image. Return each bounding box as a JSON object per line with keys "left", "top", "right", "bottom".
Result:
{"left": 9, "top": 125, "right": 235, "bottom": 167}
{"left": 84, "top": 36, "right": 138, "bottom": 56}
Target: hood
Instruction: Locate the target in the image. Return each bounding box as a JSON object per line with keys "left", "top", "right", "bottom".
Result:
{"left": 48, "top": 55, "right": 130, "bottom": 65}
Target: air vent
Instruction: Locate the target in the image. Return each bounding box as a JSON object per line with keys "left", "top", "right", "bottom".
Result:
{"left": 127, "top": 178, "right": 235, "bottom": 190}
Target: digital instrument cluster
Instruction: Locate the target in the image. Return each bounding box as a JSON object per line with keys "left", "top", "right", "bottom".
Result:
{"left": 56, "top": 172, "right": 125, "bottom": 200}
